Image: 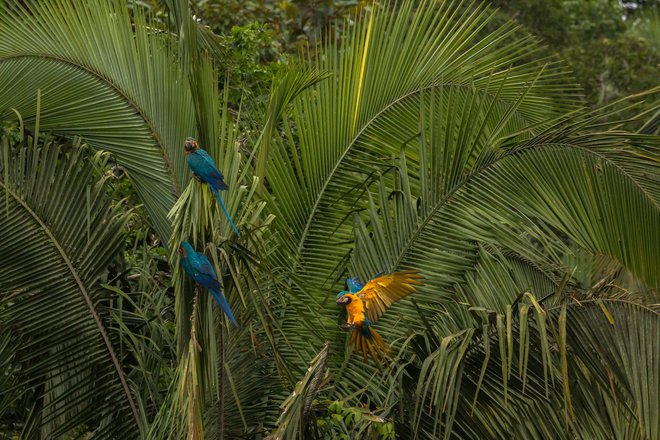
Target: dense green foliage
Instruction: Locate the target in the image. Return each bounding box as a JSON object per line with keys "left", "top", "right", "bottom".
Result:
{"left": 189, "top": 0, "right": 660, "bottom": 109}
{"left": 0, "top": 0, "right": 658, "bottom": 439}
{"left": 491, "top": 0, "right": 659, "bottom": 107}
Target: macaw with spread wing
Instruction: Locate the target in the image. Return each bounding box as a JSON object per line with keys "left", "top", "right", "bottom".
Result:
{"left": 179, "top": 241, "right": 237, "bottom": 327}
{"left": 184, "top": 138, "right": 240, "bottom": 237}
{"left": 336, "top": 270, "right": 423, "bottom": 365}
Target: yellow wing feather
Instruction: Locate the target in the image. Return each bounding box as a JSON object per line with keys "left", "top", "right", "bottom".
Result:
{"left": 357, "top": 270, "right": 423, "bottom": 323}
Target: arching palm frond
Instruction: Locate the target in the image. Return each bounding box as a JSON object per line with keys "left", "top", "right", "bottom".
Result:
{"left": 339, "top": 91, "right": 659, "bottom": 438}
{"left": 267, "top": 0, "right": 581, "bottom": 275}
{"left": 0, "top": 0, "right": 201, "bottom": 239}
{"left": 0, "top": 138, "right": 141, "bottom": 438}
{"left": 264, "top": 0, "right": 584, "bottom": 374}
{"left": 0, "top": 1, "right": 657, "bottom": 438}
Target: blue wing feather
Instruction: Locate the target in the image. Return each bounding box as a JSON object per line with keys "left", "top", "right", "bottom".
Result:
{"left": 187, "top": 150, "right": 228, "bottom": 190}
{"left": 360, "top": 314, "right": 372, "bottom": 337}
{"left": 186, "top": 150, "right": 238, "bottom": 236}
{"left": 181, "top": 249, "right": 238, "bottom": 327}
{"left": 190, "top": 252, "right": 215, "bottom": 278}
{"left": 194, "top": 148, "right": 218, "bottom": 169}
{"left": 346, "top": 276, "right": 365, "bottom": 293}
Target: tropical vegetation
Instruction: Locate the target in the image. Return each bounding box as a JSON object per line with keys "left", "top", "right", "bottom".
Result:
{"left": 0, "top": 0, "right": 658, "bottom": 439}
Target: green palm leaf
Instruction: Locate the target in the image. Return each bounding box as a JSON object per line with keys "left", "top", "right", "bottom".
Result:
{"left": 266, "top": 0, "right": 580, "bottom": 284}
{"left": 0, "top": 0, "right": 203, "bottom": 239}
{"left": 0, "top": 137, "right": 140, "bottom": 437}
{"left": 269, "top": 342, "right": 331, "bottom": 440}
{"left": 1, "top": 1, "right": 657, "bottom": 438}
{"left": 263, "top": 2, "right": 585, "bottom": 375}
{"left": 341, "top": 95, "right": 659, "bottom": 436}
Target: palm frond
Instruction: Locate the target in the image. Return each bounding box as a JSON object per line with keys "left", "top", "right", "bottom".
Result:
{"left": 393, "top": 293, "right": 658, "bottom": 439}
{"left": 254, "top": 65, "right": 330, "bottom": 183}
{"left": 337, "top": 70, "right": 659, "bottom": 439}
{"left": 0, "top": 0, "right": 201, "bottom": 239}
{"left": 266, "top": 0, "right": 581, "bottom": 288}
{"left": 263, "top": 2, "right": 584, "bottom": 379}
{"left": 269, "top": 342, "right": 331, "bottom": 440}
{"left": 0, "top": 137, "right": 141, "bottom": 437}
{"left": 163, "top": 86, "right": 305, "bottom": 437}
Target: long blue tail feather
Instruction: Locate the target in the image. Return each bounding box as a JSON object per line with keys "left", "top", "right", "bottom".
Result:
{"left": 210, "top": 288, "right": 238, "bottom": 327}
{"left": 211, "top": 187, "right": 240, "bottom": 237}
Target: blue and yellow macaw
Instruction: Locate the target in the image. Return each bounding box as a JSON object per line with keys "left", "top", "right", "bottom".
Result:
{"left": 184, "top": 138, "right": 240, "bottom": 237}
{"left": 179, "top": 241, "right": 237, "bottom": 327}
{"left": 336, "top": 270, "right": 423, "bottom": 365}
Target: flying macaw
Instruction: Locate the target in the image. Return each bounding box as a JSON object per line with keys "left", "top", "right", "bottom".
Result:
{"left": 184, "top": 137, "right": 240, "bottom": 237}
{"left": 336, "top": 270, "right": 423, "bottom": 365}
{"left": 179, "top": 241, "right": 237, "bottom": 327}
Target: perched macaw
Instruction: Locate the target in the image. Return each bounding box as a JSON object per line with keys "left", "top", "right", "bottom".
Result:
{"left": 179, "top": 241, "right": 237, "bottom": 327}
{"left": 336, "top": 270, "right": 423, "bottom": 365}
{"left": 184, "top": 137, "right": 240, "bottom": 237}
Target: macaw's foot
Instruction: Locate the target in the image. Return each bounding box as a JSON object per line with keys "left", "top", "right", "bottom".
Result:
{"left": 192, "top": 172, "right": 204, "bottom": 183}
{"left": 339, "top": 324, "right": 354, "bottom": 331}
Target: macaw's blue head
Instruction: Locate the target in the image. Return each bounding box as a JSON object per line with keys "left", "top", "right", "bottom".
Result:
{"left": 336, "top": 290, "right": 349, "bottom": 302}
{"left": 346, "top": 276, "right": 364, "bottom": 293}
{"left": 336, "top": 291, "right": 352, "bottom": 306}
{"left": 179, "top": 241, "right": 195, "bottom": 258}
{"left": 184, "top": 137, "right": 198, "bottom": 154}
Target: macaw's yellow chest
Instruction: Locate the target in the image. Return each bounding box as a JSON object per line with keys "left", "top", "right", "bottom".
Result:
{"left": 346, "top": 295, "right": 366, "bottom": 325}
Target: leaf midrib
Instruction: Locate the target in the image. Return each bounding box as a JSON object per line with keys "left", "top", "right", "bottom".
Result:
{"left": 0, "top": 180, "right": 140, "bottom": 427}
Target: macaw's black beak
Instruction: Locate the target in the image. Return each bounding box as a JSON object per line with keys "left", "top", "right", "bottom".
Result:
{"left": 336, "top": 295, "right": 351, "bottom": 306}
